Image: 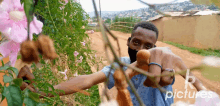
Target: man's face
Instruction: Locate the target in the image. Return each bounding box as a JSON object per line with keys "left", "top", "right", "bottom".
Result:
{"left": 127, "top": 27, "right": 157, "bottom": 63}
{"left": 127, "top": 27, "right": 157, "bottom": 51}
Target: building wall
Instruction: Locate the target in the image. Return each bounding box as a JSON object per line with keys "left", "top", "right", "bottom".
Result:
{"left": 194, "top": 15, "right": 220, "bottom": 49}
{"left": 151, "top": 15, "right": 220, "bottom": 49}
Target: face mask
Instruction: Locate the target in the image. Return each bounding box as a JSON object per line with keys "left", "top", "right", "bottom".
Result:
{"left": 128, "top": 47, "right": 138, "bottom": 64}
{"left": 127, "top": 37, "right": 156, "bottom": 63}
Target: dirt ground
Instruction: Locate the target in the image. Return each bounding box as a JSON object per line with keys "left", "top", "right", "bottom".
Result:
{"left": 88, "top": 31, "right": 220, "bottom": 104}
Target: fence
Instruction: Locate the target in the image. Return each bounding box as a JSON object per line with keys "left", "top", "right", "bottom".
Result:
{"left": 110, "top": 22, "right": 137, "bottom": 33}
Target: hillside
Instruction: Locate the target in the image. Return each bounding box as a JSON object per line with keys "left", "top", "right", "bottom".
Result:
{"left": 88, "top": 1, "right": 219, "bottom": 21}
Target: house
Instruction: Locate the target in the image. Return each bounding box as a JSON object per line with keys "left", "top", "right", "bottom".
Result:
{"left": 147, "top": 10, "right": 220, "bottom": 49}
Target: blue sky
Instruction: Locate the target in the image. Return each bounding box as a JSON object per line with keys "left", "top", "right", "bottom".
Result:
{"left": 79, "top": 0, "right": 190, "bottom": 12}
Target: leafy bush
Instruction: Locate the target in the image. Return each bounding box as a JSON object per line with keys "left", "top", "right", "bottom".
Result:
{"left": 111, "top": 16, "right": 141, "bottom": 33}
{"left": 0, "top": 0, "right": 101, "bottom": 105}
{"left": 32, "top": 0, "right": 101, "bottom": 105}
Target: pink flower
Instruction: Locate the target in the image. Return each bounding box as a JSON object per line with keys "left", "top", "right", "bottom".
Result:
{"left": 0, "top": 0, "right": 43, "bottom": 43}
{"left": 59, "top": 0, "right": 68, "bottom": 6}
{"left": 95, "top": 54, "right": 97, "bottom": 58}
{"left": 74, "top": 51, "right": 79, "bottom": 57}
{"left": 59, "top": 6, "right": 65, "bottom": 10}
{"left": 64, "top": 0, "right": 68, "bottom": 4}
{"left": 0, "top": 41, "right": 20, "bottom": 66}
{"left": 76, "top": 56, "right": 83, "bottom": 63}
{"left": 91, "top": 30, "right": 94, "bottom": 34}
{"left": 73, "top": 71, "right": 78, "bottom": 77}
{"left": 195, "top": 90, "right": 220, "bottom": 106}
{"left": 81, "top": 41, "right": 86, "bottom": 46}
{"left": 60, "top": 69, "right": 68, "bottom": 80}
{"left": 0, "top": 0, "right": 43, "bottom": 66}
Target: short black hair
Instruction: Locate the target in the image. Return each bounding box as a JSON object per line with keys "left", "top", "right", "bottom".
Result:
{"left": 132, "top": 21, "right": 158, "bottom": 39}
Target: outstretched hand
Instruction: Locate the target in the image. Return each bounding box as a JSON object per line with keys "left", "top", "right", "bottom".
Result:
{"left": 17, "top": 65, "right": 36, "bottom": 92}
{"left": 134, "top": 47, "right": 189, "bottom": 88}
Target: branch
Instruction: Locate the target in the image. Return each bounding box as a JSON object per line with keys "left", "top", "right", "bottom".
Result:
{"left": 92, "top": 0, "right": 145, "bottom": 105}
{"left": 137, "top": 0, "right": 172, "bottom": 16}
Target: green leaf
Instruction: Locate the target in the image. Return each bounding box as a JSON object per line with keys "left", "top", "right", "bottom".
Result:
{"left": 17, "top": 55, "right": 21, "bottom": 60}
{"left": 7, "top": 72, "right": 14, "bottom": 79}
{"left": 29, "top": 92, "right": 40, "bottom": 102}
{"left": 3, "top": 75, "right": 13, "bottom": 83}
{"left": 23, "top": 89, "right": 40, "bottom": 103}
{"left": 36, "top": 102, "right": 49, "bottom": 106}
{"left": 2, "top": 85, "right": 23, "bottom": 106}
{"left": 13, "top": 78, "right": 23, "bottom": 87}
{"left": 8, "top": 67, "right": 19, "bottom": 76}
{"left": 24, "top": 0, "right": 34, "bottom": 22}
{"left": 0, "top": 86, "right": 5, "bottom": 102}
{"left": 45, "top": 83, "right": 55, "bottom": 91}
{"left": 24, "top": 89, "right": 30, "bottom": 97}
{"left": 24, "top": 80, "right": 31, "bottom": 84}
{"left": 1, "top": 60, "right": 4, "bottom": 67}
{"left": 1, "top": 94, "right": 5, "bottom": 102}
{"left": 201, "top": 64, "right": 220, "bottom": 81}
{"left": 24, "top": 97, "right": 36, "bottom": 106}
{"left": 0, "top": 66, "right": 9, "bottom": 71}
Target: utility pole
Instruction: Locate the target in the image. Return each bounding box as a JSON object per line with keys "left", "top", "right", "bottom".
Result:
{"left": 99, "top": 0, "right": 101, "bottom": 18}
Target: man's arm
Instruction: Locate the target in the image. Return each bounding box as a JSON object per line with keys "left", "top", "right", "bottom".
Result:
{"left": 176, "top": 58, "right": 207, "bottom": 91}
{"left": 35, "top": 71, "right": 106, "bottom": 97}
{"left": 56, "top": 71, "right": 105, "bottom": 95}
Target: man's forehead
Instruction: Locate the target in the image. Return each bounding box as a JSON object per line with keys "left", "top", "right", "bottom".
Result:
{"left": 133, "top": 27, "right": 156, "bottom": 37}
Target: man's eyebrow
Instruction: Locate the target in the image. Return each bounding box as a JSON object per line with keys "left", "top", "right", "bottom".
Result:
{"left": 132, "top": 37, "right": 141, "bottom": 41}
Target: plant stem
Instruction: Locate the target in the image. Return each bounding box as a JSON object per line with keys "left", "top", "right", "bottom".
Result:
{"left": 46, "top": 0, "right": 58, "bottom": 32}
{"left": 92, "top": 0, "right": 145, "bottom": 105}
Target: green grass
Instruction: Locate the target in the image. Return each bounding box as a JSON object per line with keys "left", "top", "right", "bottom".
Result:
{"left": 164, "top": 41, "right": 220, "bottom": 57}
{"left": 85, "top": 26, "right": 101, "bottom": 32}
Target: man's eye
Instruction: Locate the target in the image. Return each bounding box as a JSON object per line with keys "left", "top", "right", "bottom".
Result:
{"left": 145, "top": 45, "right": 152, "bottom": 49}
{"left": 133, "top": 41, "right": 139, "bottom": 45}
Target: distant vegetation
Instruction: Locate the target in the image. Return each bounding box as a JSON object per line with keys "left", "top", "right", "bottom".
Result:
{"left": 110, "top": 16, "right": 141, "bottom": 33}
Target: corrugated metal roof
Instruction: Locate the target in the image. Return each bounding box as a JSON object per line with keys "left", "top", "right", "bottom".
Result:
{"left": 194, "top": 11, "right": 220, "bottom": 15}
{"left": 147, "top": 10, "right": 220, "bottom": 21}
{"left": 147, "top": 15, "right": 164, "bottom": 21}
{"left": 164, "top": 12, "right": 184, "bottom": 16}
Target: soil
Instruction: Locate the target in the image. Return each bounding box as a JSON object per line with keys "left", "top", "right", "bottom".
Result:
{"left": 88, "top": 31, "right": 220, "bottom": 104}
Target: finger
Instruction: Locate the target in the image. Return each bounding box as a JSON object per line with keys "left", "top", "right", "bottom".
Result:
{"left": 143, "top": 49, "right": 163, "bottom": 87}
{"left": 20, "top": 82, "right": 35, "bottom": 92}
{"left": 175, "top": 56, "right": 188, "bottom": 77}
{"left": 176, "top": 57, "right": 187, "bottom": 70}
{"left": 18, "top": 66, "right": 35, "bottom": 86}
{"left": 21, "top": 65, "right": 35, "bottom": 80}
{"left": 160, "top": 55, "right": 174, "bottom": 85}
{"left": 159, "top": 71, "right": 174, "bottom": 86}
{"left": 17, "top": 66, "right": 28, "bottom": 78}
{"left": 25, "top": 71, "right": 35, "bottom": 81}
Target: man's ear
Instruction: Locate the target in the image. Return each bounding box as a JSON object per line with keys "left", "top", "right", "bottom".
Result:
{"left": 127, "top": 37, "right": 131, "bottom": 46}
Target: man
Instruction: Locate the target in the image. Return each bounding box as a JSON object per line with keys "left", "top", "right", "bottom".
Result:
{"left": 19, "top": 22, "right": 206, "bottom": 106}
